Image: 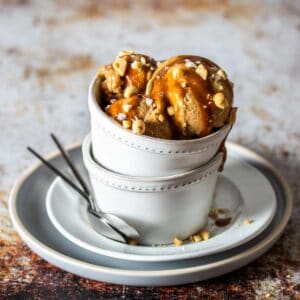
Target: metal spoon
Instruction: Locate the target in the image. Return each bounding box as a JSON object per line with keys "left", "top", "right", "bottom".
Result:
{"left": 27, "top": 138, "right": 139, "bottom": 244}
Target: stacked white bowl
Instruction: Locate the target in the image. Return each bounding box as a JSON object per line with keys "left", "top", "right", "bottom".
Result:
{"left": 83, "top": 76, "right": 231, "bottom": 245}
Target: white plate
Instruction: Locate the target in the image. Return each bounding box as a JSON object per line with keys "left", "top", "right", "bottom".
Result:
{"left": 46, "top": 152, "right": 276, "bottom": 262}
{"left": 9, "top": 143, "right": 293, "bottom": 286}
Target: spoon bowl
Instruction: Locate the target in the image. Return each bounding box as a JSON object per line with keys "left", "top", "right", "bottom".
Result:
{"left": 87, "top": 208, "right": 127, "bottom": 243}
{"left": 87, "top": 197, "right": 139, "bottom": 243}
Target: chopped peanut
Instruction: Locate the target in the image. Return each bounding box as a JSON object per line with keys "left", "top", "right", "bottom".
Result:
{"left": 122, "top": 104, "right": 133, "bottom": 113}
{"left": 118, "top": 49, "right": 134, "bottom": 57}
{"left": 200, "top": 229, "right": 210, "bottom": 241}
{"left": 192, "top": 234, "right": 202, "bottom": 242}
{"left": 132, "top": 119, "right": 145, "bottom": 135}
{"left": 181, "top": 81, "right": 187, "bottom": 88}
{"left": 213, "top": 92, "right": 228, "bottom": 110}
{"left": 124, "top": 85, "right": 138, "bottom": 98}
{"left": 196, "top": 64, "right": 208, "bottom": 80}
{"left": 112, "top": 57, "right": 127, "bottom": 76}
{"left": 173, "top": 236, "right": 183, "bottom": 246}
{"left": 140, "top": 56, "right": 146, "bottom": 65}
{"left": 158, "top": 114, "right": 165, "bottom": 122}
{"left": 216, "top": 69, "right": 227, "bottom": 79}
{"left": 167, "top": 106, "right": 175, "bottom": 116}
{"left": 122, "top": 120, "right": 132, "bottom": 129}
{"left": 244, "top": 218, "right": 253, "bottom": 225}
{"left": 131, "top": 60, "right": 142, "bottom": 70}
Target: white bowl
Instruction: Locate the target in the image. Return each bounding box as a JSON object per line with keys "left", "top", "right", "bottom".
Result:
{"left": 82, "top": 134, "right": 223, "bottom": 245}
{"left": 89, "top": 75, "right": 231, "bottom": 176}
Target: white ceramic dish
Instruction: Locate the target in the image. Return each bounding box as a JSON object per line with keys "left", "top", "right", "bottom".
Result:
{"left": 9, "top": 143, "right": 292, "bottom": 286}
{"left": 83, "top": 134, "right": 223, "bottom": 245}
{"left": 46, "top": 154, "right": 277, "bottom": 261}
{"left": 89, "top": 75, "right": 231, "bottom": 176}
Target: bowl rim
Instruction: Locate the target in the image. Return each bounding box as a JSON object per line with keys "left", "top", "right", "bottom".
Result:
{"left": 88, "top": 74, "right": 231, "bottom": 146}
{"left": 82, "top": 134, "right": 223, "bottom": 185}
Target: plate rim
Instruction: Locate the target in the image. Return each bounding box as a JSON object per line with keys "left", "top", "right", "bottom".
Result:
{"left": 45, "top": 160, "right": 276, "bottom": 262}
{"left": 9, "top": 142, "right": 293, "bottom": 277}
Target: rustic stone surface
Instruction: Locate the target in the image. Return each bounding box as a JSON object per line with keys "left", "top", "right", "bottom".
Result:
{"left": 0, "top": 0, "right": 299, "bottom": 298}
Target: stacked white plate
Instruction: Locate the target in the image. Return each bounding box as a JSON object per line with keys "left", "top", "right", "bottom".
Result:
{"left": 9, "top": 142, "right": 292, "bottom": 286}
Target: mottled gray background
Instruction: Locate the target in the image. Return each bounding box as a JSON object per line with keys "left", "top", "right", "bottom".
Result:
{"left": 0, "top": 1, "right": 299, "bottom": 299}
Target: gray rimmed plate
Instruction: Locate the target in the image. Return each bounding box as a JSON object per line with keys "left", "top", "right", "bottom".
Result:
{"left": 9, "top": 143, "right": 292, "bottom": 286}
{"left": 45, "top": 155, "right": 276, "bottom": 262}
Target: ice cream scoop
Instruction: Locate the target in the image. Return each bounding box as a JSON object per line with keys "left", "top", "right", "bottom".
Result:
{"left": 148, "top": 55, "right": 234, "bottom": 138}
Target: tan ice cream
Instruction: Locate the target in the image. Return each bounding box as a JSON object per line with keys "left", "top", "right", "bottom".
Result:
{"left": 149, "top": 55, "right": 235, "bottom": 138}
{"left": 98, "top": 51, "right": 237, "bottom": 140}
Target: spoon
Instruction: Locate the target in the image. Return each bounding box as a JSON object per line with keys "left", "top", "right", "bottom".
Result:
{"left": 27, "top": 136, "right": 139, "bottom": 243}
{"left": 49, "top": 134, "right": 139, "bottom": 242}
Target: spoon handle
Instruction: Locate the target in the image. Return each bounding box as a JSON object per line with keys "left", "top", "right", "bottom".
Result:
{"left": 27, "top": 147, "right": 91, "bottom": 207}
{"left": 50, "top": 133, "right": 91, "bottom": 196}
